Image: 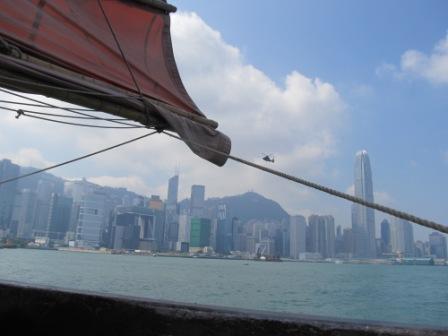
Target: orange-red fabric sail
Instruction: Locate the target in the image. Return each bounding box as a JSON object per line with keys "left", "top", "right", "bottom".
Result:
{"left": 0, "top": 0, "right": 230, "bottom": 166}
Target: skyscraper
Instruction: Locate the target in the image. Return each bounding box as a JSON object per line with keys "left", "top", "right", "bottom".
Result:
{"left": 190, "top": 185, "right": 205, "bottom": 218}
{"left": 429, "top": 232, "right": 447, "bottom": 258}
{"left": 308, "top": 215, "right": 335, "bottom": 259}
{"left": 165, "top": 174, "right": 179, "bottom": 249}
{"left": 380, "top": 219, "right": 391, "bottom": 255}
{"left": 351, "top": 150, "right": 376, "bottom": 258}
{"left": 0, "top": 159, "right": 19, "bottom": 234}
{"left": 289, "top": 215, "right": 306, "bottom": 259}
{"left": 391, "top": 218, "right": 414, "bottom": 257}
{"left": 167, "top": 175, "right": 179, "bottom": 204}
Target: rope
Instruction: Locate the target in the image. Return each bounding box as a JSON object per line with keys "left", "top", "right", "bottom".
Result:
{"left": 0, "top": 88, "right": 142, "bottom": 127}
{"left": 162, "top": 131, "right": 448, "bottom": 235}
{"left": 0, "top": 99, "right": 97, "bottom": 111}
{"left": 0, "top": 131, "right": 158, "bottom": 186}
{"left": 97, "top": 0, "right": 153, "bottom": 128}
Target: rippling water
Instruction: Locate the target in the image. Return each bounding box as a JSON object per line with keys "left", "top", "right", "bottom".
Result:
{"left": 1, "top": 249, "right": 447, "bottom": 327}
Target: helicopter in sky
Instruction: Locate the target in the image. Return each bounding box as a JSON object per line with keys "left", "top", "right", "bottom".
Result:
{"left": 261, "top": 153, "right": 275, "bottom": 163}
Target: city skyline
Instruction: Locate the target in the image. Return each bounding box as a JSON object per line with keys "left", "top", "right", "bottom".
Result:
{"left": 0, "top": 153, "right": 446, "bottom": 260}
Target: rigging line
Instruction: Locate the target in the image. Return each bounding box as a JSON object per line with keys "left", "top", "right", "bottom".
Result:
{"left": 0, "top": 87, "right": 142, "bottom": 127}
{"left": 162, "top": 130, "right": 448, "bottom": 235}
{"left": 15, "top": 110, "right": 145, "bottom": 129}
{"left": 0, "top": 106, "right": 143, "bottom": 128}
{"left": 0, "top": 99, "right": 97, "bottom": 111}
{"left": 2, "top": 106, "right": 134, "bottom": 121}
{"left": 0, "top": 74, "right": 140, "bottom": 99}
{"left": 0, "top": 131, "right": 158, "bottom": 186}
{"left": 97, "top": 0, "right": 153, "bottom": 127}
{"left": 97, "top": 0, "right": 142, "bottom": 97}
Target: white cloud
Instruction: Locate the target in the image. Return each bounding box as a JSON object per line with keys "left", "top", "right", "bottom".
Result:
{"left": 1, "top": 147, "right": 53, "bottom": 168}
{"left": 379, "top": 32, "right": 448, "bottom": 84}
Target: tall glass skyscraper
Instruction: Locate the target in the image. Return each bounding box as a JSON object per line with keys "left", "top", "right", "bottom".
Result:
{"left": 351, "top": 150, "right": 376, "bottom": 258}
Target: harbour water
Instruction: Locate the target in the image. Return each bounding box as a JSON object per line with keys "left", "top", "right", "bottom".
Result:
{"left": 0, "top": 248, "right": 447, "bottom": 328}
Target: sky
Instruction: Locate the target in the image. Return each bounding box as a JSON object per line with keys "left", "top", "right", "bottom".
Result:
{"left": 1, "top": 0, "right": 447, "bottom": 240}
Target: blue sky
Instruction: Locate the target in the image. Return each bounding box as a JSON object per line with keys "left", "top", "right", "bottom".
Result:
{"left": 0, "top": 1, "right": 447, "bottom": 241}
{"left": 170, "top": 0, "right": 448, "bottom": 239}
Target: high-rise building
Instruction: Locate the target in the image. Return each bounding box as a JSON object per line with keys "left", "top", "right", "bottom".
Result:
{"left": 308, "top": 215, "right": 335, "bottom": 259}
{"left": 189, "top": 218, "right": 211, "bottom": 248}
{"left": 75, "top": 191, "right": 107, "bottom": 248}
{"left": 380, "top": 219, "right": 392, "bottom": 255}
{"left": 167, "top": 175, "right": 178, "bottom": 204}
{"left": 215, "top": 204, "right": 230, "bottom": 254}
{"left": 46, "top": 193, "right": 73, "bottom": 241}
{"left": 351, "top": 150, "right": 376, "bottom": 258}
{"left": 0, "top": 159, "right": 19, "bottom": 233}
{"left": 12, "top": 189, "right": 37, "bottom": 239}
{"left": 111, "top": 206, "right": 163, "bottom": 251}
{"left": 177, "top": 214, "right": 191, "bottom": 243}
{"left": 289, "top": 215, "right": 306, "bottom": 259}
{"left": 190, "top": 185, "right": 205, "bottom": 218}
{"left": 429, "top": 232, "right": 447, "bottom": 258}
{"left": 391, "top": 218, "right": 414, "bottom": 257}
{"left": 165, "top": 175, "right": 179, "bottom": 250}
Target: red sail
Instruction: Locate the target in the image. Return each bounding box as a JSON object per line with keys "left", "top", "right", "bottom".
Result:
{"left": 0, "top": 0, "right": 230, "bottom": 166}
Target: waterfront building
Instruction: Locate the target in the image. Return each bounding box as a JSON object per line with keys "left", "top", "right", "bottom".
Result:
{"left": 342, "top": 228, "right": 354, "bottom": 256}
{"left": 12, "top": 189, "right": 37, "bottom": 239}
{"left": 351, "top": 150, "right": 376, "bottom": 258}
{"left": 391, "top": 218, "right": 414, "bottom": 257}
{"left": 189, "top": 217, "right": 211, "bottom": 248}
{"left": 75, "top": 191, "right": 107, "bottom": 248}
{"left": 177, "top": 214, "right": 191, "bottom": 244}
{"left": 190, "top": 185, "right": 205, "bottom": 218}
{"left": 289, "top": 215, "right": 306, "bottom": 259}
{"left": 380, "top": 219, "right": 392, "bottom": 255}
{"left": 429, "top": 232, "right": 447, "bottom": 258}
{"left": 308, "top": 215, "right": 335, "bottom": 259}
{"left": 0, "top": 159, "right": 19, "bottom": 234}
{"left": 215, "top": 204, "right": 229, "bottom": 254}
{"left": 111, "top": 206, "right": 163, "bottom": 251}
{"left": 46, "top": 193, "right": 73, "bottom": 241}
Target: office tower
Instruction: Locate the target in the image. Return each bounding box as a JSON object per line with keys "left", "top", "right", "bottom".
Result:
{"left": 402, "top": 220, "right": 415, "bottom": 257}
{"left": 351, "top": 150, "right": 376, "bottom": 258}
{"left": 75, "top": 191, "right": 107, "bottom": 248}
{"left": 111, "top": 206, "right": 163, "bottom": 251}
{"left": 289, "top": 215, "right": 306, "bottom": 259}
{"left": 308, "top": 215, "right": 335, "bottom": 259}
{"left": 167, "top": 175, "right": 178, "bottom": 204}
{"left": 189, "top": 218, "right": 211, "bottom": 248}
{"left": 190, "top": 185, "right": 205, "bottom": 218}
{"left": 177, "top": 214, "right": 191, "bottom": 243}
{"left": 0, "top": 159, "right": 19, "bottom": 233}
{"left": 380, "top": 219, "right": 392, "bottom": 254}
{"left": 165, "top": 174, "right": 179, "bottom": 249}
{"left": 429, "top": 232, "right": 447, "bottom": 258}
{"left": 12, "top": 189, "right": 37, "bottom": 239}
{"left": 215, "top": 204, "right": 229, "bottom": 254}
{"left": 46, "top": 193, "right": 73, "bottom": 241}
{"left": 391, "top": 218, "right": 414, "bottom": 257}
